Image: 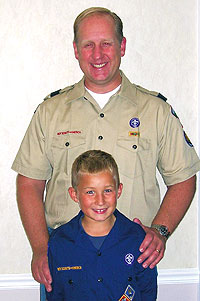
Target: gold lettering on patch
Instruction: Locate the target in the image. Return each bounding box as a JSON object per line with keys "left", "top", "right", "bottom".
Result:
{"left": 57, "top": 266, "right": 82, "bottom": 271}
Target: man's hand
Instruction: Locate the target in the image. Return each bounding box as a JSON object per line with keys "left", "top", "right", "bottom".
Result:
{"left": 134, "top": 218, "right": 166, "bottom": 269}
{"left": 31, "top": 252, "right": 52, "bottom": 292}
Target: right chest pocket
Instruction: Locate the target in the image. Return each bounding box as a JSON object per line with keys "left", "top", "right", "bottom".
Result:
{"left": 51, "top": 133, "right": 86, "bottom": 175}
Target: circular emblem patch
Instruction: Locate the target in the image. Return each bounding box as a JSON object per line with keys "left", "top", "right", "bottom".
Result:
{"left": 129, "top": 118, "right": 140, "bottom": 128}
{"left": 125, "top": 253, "right": 134, "bottom": 265}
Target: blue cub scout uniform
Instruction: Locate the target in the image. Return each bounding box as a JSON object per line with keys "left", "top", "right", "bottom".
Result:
{"left": 46, "top": 210, "right": 157, "bottom": 301}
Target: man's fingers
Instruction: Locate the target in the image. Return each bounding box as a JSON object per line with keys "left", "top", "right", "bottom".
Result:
{"left": 133, "top": 218, "right": 142, "bottom": 225}
{"left": 31, "top": 253, "right": 52, "bottom": 292}
{"left": 143, "top": 248, "right": 164, "bottom": 269}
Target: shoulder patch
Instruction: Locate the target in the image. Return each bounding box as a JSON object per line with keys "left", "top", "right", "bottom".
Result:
{"left": 44, "top": 85, "right": 75, "bottom": 101}
{"left": 136, "top": 85, "right": 167, "bottom": 102}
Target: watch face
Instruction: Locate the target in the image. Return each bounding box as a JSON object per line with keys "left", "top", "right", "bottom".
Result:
{"left": 160, "top": 226, "right": 168, "bottom": 236}
{"left": 152, "top": 224, "right": 170, "bottom": 238}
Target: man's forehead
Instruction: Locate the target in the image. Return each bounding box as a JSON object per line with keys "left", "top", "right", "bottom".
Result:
{"left": 76, "top": 14, "right": 116, "bottom": 42}
{"left": 78, "top": 13, "right": 115, "bottom": 31}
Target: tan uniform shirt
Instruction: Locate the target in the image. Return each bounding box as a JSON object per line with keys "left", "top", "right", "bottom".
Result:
{"left": 12, "top": 72, "right": 200, "bottom": 228}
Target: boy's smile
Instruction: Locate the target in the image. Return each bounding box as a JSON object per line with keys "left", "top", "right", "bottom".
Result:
{"left": 68, "top": 170, "right": 123, "bottom": 236}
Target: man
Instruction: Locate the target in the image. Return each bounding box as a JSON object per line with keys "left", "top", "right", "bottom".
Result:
{"left": 12, "top": 7, "right": 200, "bottom": 299}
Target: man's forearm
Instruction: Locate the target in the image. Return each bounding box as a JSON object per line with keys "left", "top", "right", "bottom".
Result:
{"left": 151, "top": 175, "right": 196, "bottom": 234}
{"left": 16, "top": 174, "right": 49, "bottom": 254}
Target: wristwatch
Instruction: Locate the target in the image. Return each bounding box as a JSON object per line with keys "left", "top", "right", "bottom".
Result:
{"left": 151, "top": 224, "right": 170, "bottom": 240}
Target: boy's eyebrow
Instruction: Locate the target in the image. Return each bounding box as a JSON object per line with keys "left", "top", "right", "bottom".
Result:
{"left": 83, "top": 184, "right": 115, "bottom": 189}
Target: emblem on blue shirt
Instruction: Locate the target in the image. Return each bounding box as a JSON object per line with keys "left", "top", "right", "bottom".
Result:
{"left": 129, "top": 118, "right": 140, "bottom": 128}
{"left": 125, "top": 253, "right": 134, "bottom": 265}
{"left": 124, "top": 285, "right": 135, "bottom": 300}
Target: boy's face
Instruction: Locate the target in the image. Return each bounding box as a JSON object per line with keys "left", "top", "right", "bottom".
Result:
{"left": 68, "top": 170, "right": 123, "bottom": 227}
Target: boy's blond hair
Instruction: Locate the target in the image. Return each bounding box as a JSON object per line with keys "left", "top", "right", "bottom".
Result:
{"left": 71, "top": 150, "right": 120, "bottom": 190}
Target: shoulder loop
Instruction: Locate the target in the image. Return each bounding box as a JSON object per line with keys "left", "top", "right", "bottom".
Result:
{"left": 136, "top": 85, "right": 167, "bottom": 102}
{"left": 157, "top": 93, "right": 167, "bottom": 102}
{"left": 43, "top": 85, "right": 75, "bottom": 101}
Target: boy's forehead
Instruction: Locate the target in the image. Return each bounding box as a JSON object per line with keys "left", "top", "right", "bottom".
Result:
{"left": 78, "top": 169, "right": 113, "bottom": 178}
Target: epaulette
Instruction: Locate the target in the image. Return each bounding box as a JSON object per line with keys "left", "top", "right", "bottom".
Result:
{"left": 136, "top": 85, "right": 167, "bottom": 102}
{"left": 44, "top": 85, "right": 75, "bottom": 101}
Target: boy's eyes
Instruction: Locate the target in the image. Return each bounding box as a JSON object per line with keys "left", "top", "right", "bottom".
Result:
{"left": 85, "top": 189, "right": 113, "bottom": 194}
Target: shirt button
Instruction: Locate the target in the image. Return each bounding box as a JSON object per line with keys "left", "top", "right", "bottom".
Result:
{"left": 128, "top": 277, "right": 132, "bottom": 281}
{"left": 65, "top": 142, "right": 70, "bottom": 147}
{"left": 98, "top": 135, "right": 103, "bottom": 140}
{"left": 132, "top": 144, "right": 137, "bottom": 149}
{"left": 68, "top": 279, "right": 73, "bottom": 284}
{"left": 100, "top": 113, "right": 104, "bottom": 118}
{"left": 97, "top": 277, "right": 103, "bottom": 282}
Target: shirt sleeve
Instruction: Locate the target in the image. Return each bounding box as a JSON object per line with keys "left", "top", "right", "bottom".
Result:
{"left": 157, "top": 106, "right": 200, "bottom": 186}
{"left": 11, "top": 105, "right": 52, "bottom": 180}
{"left": 135, "top": 265, "right": 158, "bottom": 301}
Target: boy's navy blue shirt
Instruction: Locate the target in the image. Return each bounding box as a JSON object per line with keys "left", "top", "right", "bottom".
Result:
{"left": 46, "top": 209, "right": 157, "bottom": 301}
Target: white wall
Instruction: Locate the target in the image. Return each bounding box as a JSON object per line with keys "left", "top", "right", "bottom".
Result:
{"left": 0, "top": 0, "right": 199, "bottom": 299}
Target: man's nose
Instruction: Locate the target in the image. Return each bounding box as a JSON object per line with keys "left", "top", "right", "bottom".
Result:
{"left": 92, "top": 45, "right": 103, "bottom": 60}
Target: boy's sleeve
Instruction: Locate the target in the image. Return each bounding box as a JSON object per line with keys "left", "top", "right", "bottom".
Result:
{"left": 135, "top": 264, "right": 158, "bottom": 301}
{"left": 46, "top": 244, "right": 64, "bottom": 301}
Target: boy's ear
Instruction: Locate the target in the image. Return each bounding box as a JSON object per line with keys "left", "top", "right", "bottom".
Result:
{"left": 117, "top": 183, "right": 123, "bottom": 199}
{"left": 68, "top": 187, "right": 79, "bottom": 203}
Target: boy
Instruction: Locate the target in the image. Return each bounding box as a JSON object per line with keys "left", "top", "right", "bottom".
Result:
{"left": 46, "top": 150, "right": 157, "bottom": 300}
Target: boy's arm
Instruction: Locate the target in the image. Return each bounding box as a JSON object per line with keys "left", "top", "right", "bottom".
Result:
{"left": 135, "top": 264, "right": 158, "bottom": 301}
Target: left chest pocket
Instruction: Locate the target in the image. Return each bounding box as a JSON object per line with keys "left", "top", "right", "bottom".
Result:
{"left": 115, "top": 136, "right": 152, "bottom": 179}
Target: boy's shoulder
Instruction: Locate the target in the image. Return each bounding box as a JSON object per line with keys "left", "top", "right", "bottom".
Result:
{"left": 115, "top": 210, "right": 146, "bottom": 241}
{"left": 49, "top": 211, "right": 83, "bottom": 242}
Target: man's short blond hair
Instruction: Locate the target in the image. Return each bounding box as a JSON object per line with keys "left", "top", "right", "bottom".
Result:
{"left": 71, "top": 150, "right": 120, "bottom": 190}
{"left": 73, "top": 7, "right": 124, "bottom": 44}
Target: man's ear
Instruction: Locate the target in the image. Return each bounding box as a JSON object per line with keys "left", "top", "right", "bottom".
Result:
{"left": 68, "top": 187, "right": 79, "bottom": 203}
{"left": 120, "top": 37, "right": 126, "bottom": 57}
{"left": 73, "top": 41, "right": 79, "bottom": 60}
{"left": 117, "top": 183, "right": 123, "bottom": 199}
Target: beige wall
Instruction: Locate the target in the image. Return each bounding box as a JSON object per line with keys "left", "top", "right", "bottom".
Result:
{"left": 0, "top": 0, "right": 198, "bottom": 274}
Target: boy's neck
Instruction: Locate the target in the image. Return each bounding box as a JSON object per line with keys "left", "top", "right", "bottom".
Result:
{"left": 81, "top": 214, "right": 116, "bottom": 237}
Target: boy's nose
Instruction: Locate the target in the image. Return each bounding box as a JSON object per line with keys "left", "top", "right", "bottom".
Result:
{"left": 95, "top": 193, "right": 105, "bottom": 205}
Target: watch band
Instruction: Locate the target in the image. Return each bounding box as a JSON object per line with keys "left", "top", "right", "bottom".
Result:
{"left": 151, "top": 224, "right": 170, "bottom": 239}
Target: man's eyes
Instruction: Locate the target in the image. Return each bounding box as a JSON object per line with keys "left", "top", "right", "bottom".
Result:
{"left": 102, "top": 42, "right": 112, "bottom": 47}
{"left": 84, "top": 43, "right": 93, "bottom": 48}
{"left": 104, "top": 189, "right": 112, "bottom": 193}
{"left": 83, "top": 42, "right": 112, "bottom": 48}
{"left": 86, "top": 190, "right": 94, "bottom": 194}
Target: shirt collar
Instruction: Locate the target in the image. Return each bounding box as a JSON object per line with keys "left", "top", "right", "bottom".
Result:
{"left": 64, "top": 71, "right": 138, "bottom": 106}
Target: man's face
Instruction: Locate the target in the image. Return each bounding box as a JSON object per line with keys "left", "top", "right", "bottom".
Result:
{"left": 73, "top": 14, "right": 126, "bottom": 93}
